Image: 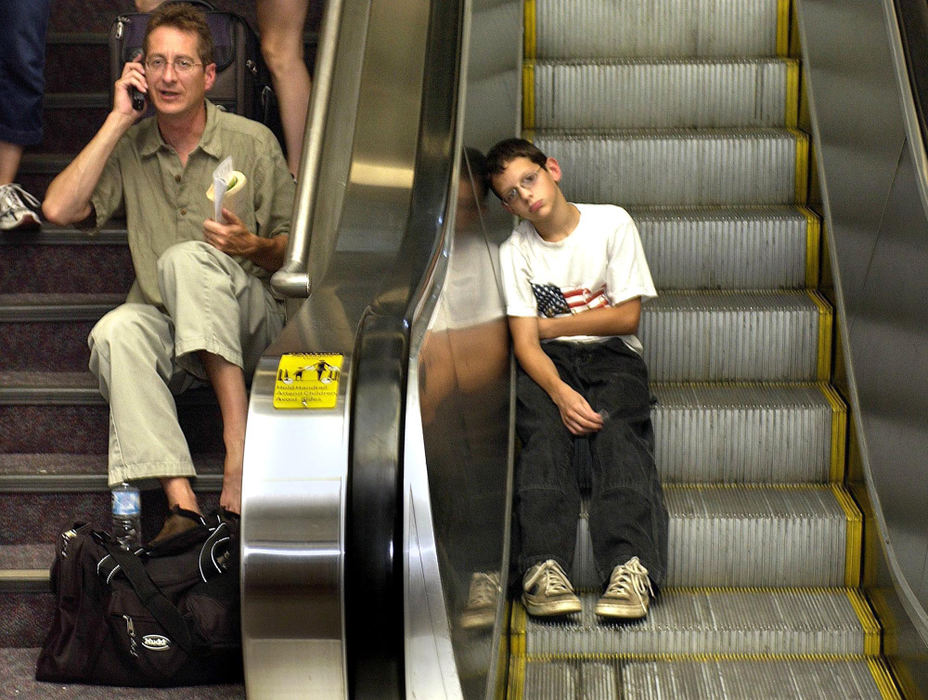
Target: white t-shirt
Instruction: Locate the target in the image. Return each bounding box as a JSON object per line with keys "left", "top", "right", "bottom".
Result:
{"left": 499, "top": 203, "right": 656, "bottom": 352}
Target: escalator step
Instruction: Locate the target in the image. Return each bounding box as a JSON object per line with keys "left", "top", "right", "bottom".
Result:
{"left": 652, "top": 383, "right": 845, "bottom": 484}
{"left": 634, "top": 206, "right": 819, "bottom": 290}
{"left": 514, "top": 658, "right": 899, "bottom": 699}
{"left": 642, "top": 291, "right": 832, "bottom": 382}
{"left": 526, "top": 0, "right": 788, "bottom": 60}
{"left": 527, "top": 58, "right": 798, "bottom": 130}
{"left": 571, "top": 485, "right": 861, "bottom": 588}
{"left": 512, "top": 588, "right": 879, "bottom": 658}
{"left": 530, "top": 128, "right": 808, "bottom": 207}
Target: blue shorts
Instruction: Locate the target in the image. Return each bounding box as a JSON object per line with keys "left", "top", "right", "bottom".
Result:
{"left": 0, "top": 0, "right": 52, "bottom": 145}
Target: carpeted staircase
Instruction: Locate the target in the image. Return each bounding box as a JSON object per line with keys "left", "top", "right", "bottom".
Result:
{"left": 0, "top": 1, "right": 317, "bottom": 695}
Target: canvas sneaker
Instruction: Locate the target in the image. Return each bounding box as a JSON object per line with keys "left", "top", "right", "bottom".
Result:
{"left": 459, "top": 571, "right": 501, "bottom": 630}
{"left": 0, "top": 183, "right": 41, "bottom": 231}
{"left": 595, "top": 556, "right": 654, "bottom": 619}
{"left": 522, "top": 559, "right": 581, "bottom": 617}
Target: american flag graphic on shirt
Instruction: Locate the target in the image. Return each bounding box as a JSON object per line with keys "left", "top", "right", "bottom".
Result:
{"left": 531, "top": 283, "right": 609, "bottom": 318}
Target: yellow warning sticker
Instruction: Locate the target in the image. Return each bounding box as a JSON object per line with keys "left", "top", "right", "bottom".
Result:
{"left": 273, "top": 353, "right": 344, "bottom": 409}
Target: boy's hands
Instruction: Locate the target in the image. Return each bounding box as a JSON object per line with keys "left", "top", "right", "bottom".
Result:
{"left": 552, "top": 383, "right": 604, "bottom": 435}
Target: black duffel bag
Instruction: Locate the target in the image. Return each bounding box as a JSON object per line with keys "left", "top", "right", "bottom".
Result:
{"left": 35, "top": 511, "right": 242, "bottom": 687}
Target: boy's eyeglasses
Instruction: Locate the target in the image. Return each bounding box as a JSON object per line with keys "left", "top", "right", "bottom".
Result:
{"left": 144, "top": 56, "right": 203, "bottom": 74}
{"left": 503, "top": 167, "right": 542, "bottom": 204}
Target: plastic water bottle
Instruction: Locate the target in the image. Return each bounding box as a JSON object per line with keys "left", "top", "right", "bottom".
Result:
{"left": 112, "top": 482, "right": 142, "bottom": 550}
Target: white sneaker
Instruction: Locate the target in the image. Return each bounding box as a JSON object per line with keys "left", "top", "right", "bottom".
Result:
{"left": 595, "top": 556, "right": 654, "bottom": 619}
{"left": 0, "top": 183, "right": 41, "bottom": 231}
{"left": 522, "top": 559, "right": 581, "bottom": 617}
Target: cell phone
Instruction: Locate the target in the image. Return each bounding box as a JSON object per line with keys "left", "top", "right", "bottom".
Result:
{"left": 130, "top": 50, "right": 146, "bottom": 111}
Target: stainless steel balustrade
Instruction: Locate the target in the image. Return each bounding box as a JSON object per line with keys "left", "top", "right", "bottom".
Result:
{"left": 241, "top": 0, "right": 517, "bottom": 696}
{"left": 798, "top": 0, "right": 928, "bottom": 692}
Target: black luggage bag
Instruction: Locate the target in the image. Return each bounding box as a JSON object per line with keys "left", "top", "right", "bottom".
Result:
{"left": 109, "top": 0, "right": 279, "bottom": 129}
{"left": 35, "top": 512, "right": 242, "bottom": 687}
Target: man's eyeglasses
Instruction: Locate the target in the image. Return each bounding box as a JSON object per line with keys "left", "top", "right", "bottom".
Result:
{"left": 503, "top": 167, "right": 542, "bottom": 204}
{"left": 144, "top": 56, "right": 203, "bottom": 74}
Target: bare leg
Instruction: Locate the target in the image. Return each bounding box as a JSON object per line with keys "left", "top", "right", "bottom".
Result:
{"left": 160, "top": 476, "right": 200, "bottom": 512}
{"left": 201, "top": 351, "right": 248, "bottom": 514}
{"left": 257, "top": 0, "right": 312, "bottom": 176}
{"left": 134, "top": 0, "right": 166, "bottom": 11}
{"left": 0, "top": 141, "right": 24, "bottom": 184}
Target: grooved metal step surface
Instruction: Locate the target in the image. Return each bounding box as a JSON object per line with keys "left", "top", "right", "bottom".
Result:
{"left": 529, "top": 58, "right": 798, "bottom": 129}
{"left": 641, "top": 291, "right": 831, "bottom": 382}
{"left": 531, "top": 129, "right": 807, "bottom": 206}
{"left": 651, "top": 383, "right": 845, "bottom": 484}
{"left": 513, "top": 588, "right": 879, "bottom": 658}
{"left": 571, "top": 485, "right": 860, "bottom": 589}
{"left": 528, "top": 0, "right": 787, "bottom": 59}
{"left": 632, "top": 206, "right": 818, "bottom": 290}
{"left": 514, "top": 658, "right": 898, "bottom": 700}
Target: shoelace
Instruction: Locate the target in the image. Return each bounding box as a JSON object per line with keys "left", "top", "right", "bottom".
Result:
{"left": 527, "top": 560, "right": 575, "bottom": 596}
{"left": 0, "top": 183, "right": 40, "bottom": 213}
{"left": 605, "top": 557, "right": 654, "bottom": 601}
{"left": 467, "top": 572, "right": 501, "bottom": 607}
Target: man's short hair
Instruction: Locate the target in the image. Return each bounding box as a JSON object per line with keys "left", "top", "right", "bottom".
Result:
{"left": 485, "top": 138, "right": 549, "bottom": 198}
{"left": 144, "top": 3, "right": 215, "bottom": 66}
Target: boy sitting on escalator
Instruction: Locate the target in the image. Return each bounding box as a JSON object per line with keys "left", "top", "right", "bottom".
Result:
{"left": 486, "top": 138, "right": 668, "bottom": 619}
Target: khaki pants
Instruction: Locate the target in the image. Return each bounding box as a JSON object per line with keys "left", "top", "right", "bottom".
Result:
{"left": 88, "top": 241, "right": 285, "bottom": 486}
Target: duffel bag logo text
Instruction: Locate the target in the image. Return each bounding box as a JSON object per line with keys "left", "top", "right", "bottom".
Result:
{"left": 142, "top": 635, "right": 172, "bottom": 651}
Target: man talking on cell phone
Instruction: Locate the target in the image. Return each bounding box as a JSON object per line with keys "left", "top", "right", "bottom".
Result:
{"left": 42, "top": 3, "right": 295, "bottom": 541}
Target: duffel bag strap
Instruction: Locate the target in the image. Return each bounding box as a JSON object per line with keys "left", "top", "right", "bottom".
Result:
{"left": 102, "top": 543, "right": 196, "bottom": 653}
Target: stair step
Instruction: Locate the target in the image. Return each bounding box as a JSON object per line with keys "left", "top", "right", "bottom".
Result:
{"left": 572, "top": 485, "right": 861, "bottom": 588}
{"left": 642, "top": 291, "right": 832, "bottom": 382}
{"left": 0, "top": 293, "right": 124, "bottom": 372}
{"left": 528, "top": 0, "right": 788, "bottom": 60}
{"left": 40, "top": 93, "right": 109, "bottom": 154}
{"left": 0, "top": 234, "right": 132, "bottom": 293}
{"left": 1, "top": 648, "right": 245, "bottom": 696}
{"left": 632, "top": 206, "right": 819, "bottom": 290}
{"left": 0, "top": 453, "right": 224, "bottom": 490}
{"left": 514, "top": 587, "right": 879, "bottom": 657}
{"left": 652, "top": 383, "right": 845, "bottom": 484}
{"left": 517, "top": 658, "right": 898, "bottom": 700}
{"left": 530, "top": 128, "right": 808, "bottom": 207}
{"left": 527, "top": 58, "right": 798, "bottom": 130}
{"left": 0, "top": 371, "right": 223, "bottom": 454}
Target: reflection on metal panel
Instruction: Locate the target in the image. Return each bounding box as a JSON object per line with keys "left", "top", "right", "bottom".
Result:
{"left": 412, "top": 147, "right": 513, "bottom": 697}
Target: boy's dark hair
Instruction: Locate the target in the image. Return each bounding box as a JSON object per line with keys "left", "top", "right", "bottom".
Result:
{"left": 144, "top": 3, "right": 215, "bottom": 66}
{"left": 484, "top": 138, "right": 549, "bottom": 198}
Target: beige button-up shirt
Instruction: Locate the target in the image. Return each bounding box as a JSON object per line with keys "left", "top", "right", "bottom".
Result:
{"left": 89, "top": 100, "right": 295, "bottom": 307}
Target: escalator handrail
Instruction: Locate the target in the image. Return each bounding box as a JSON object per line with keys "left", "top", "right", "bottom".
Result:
{"left": 270, "top": 0, "right": 344, "bottom": 298}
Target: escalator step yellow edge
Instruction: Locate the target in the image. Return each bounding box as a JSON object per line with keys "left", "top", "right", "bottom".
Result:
{"left": 868, "top": 657, "right": 905, "bottom": 700}
{"left": 801, "top": 206, "right": 821, "bottom": 287}
{"left": 777, "top": 0, "right": 791, "bottom": 57}
{"left": 785, "top": 58, "right": 800, "bottom": 128}
{"left": 805, "top": 289, "right": 833, "bottom": 381}
{"left": 522, "top": 61, "right": 535, "bottom": 131}
{"left": 818, "top": 381, "right": 848, "bottom": 483}
{"left": 845, "top": 588, "right": 883, "bottom": 658}
{"left": 519, "top": 651, "right": 883, "bottom": 663}
{"left": 832, "top": 484, "right": 863, "bottom": 587}
{"left": 523, "top": 0, "right": 536, "bottom": 60}
{"left": 790, "top": 127, "right": 810, "bottom": 205}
